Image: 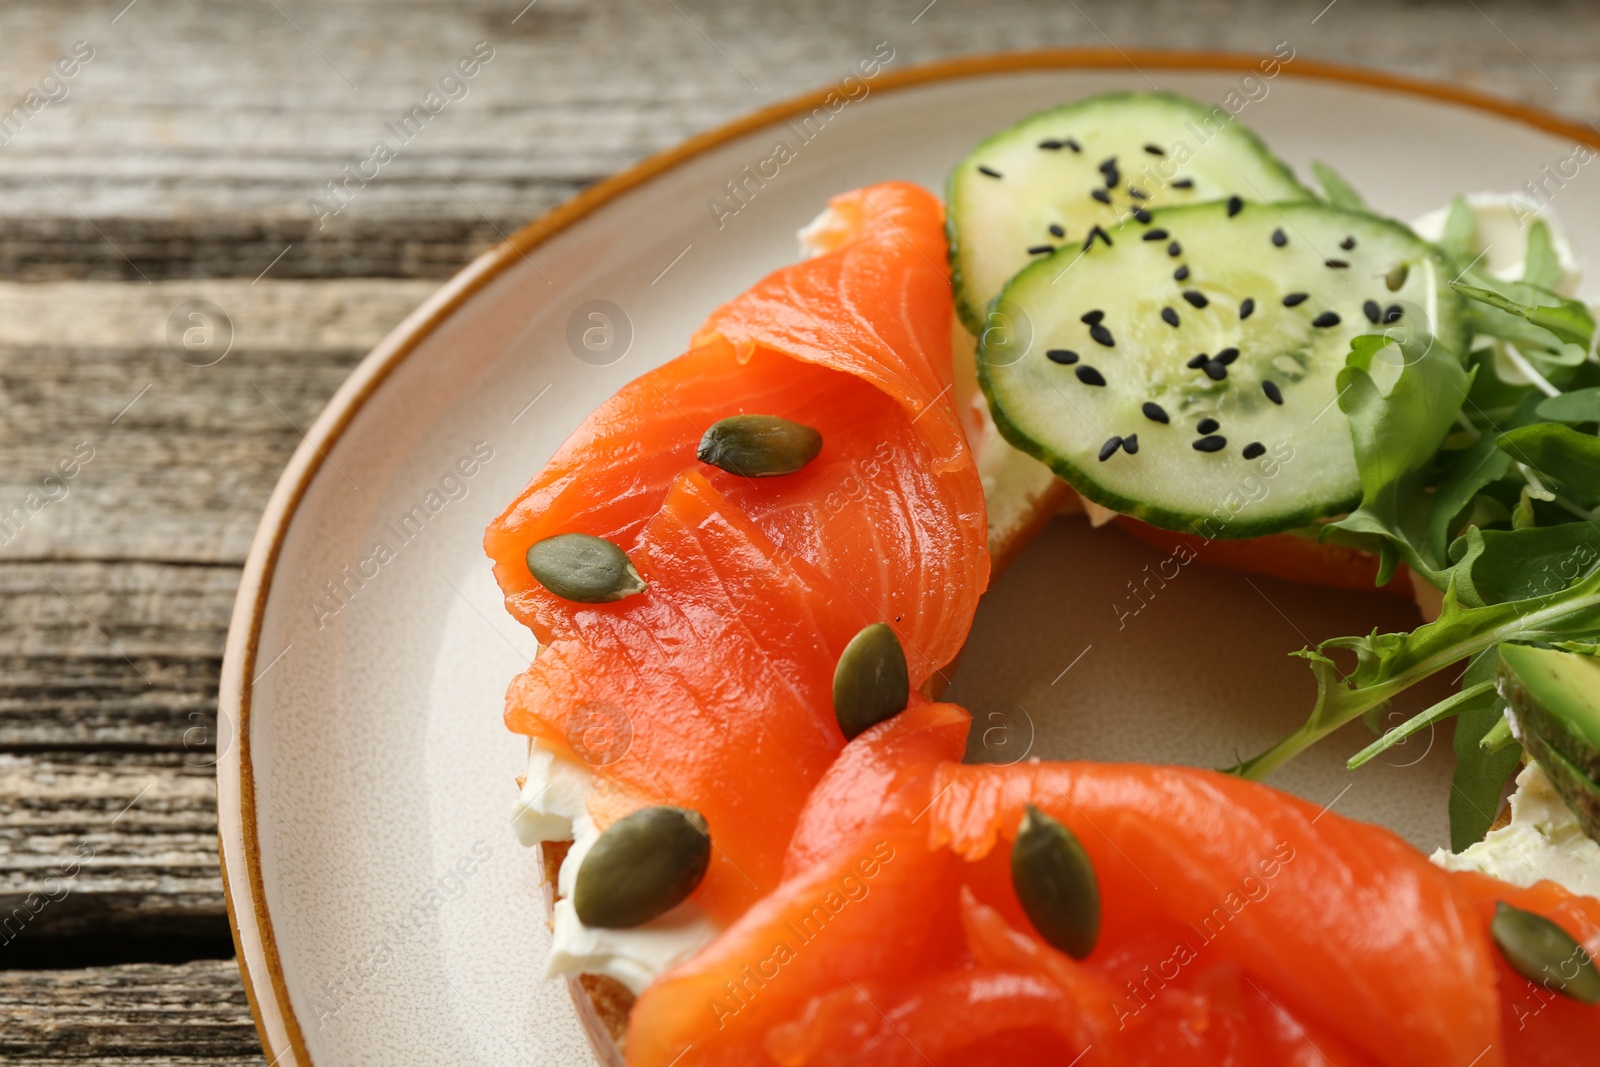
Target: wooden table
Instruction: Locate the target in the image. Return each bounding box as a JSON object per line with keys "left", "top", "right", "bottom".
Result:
{"left": 3, "top": 1, "right": 1596, "bottom": 1061}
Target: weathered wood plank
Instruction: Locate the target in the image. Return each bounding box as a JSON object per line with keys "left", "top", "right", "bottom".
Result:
{"left": 0, "top": 0, "right": 1594, "bottom": 280}
{"left": 0, "top": 960, "right": 263, "bottom": 1064}
{"left": 0, "top": 561, "right": 234, "bottom": 751}
{"left": 0, "top": 279, "right": 434, "bottom": 564}
{"left": 0, "top": 751, "right": 222, "bottom": 938}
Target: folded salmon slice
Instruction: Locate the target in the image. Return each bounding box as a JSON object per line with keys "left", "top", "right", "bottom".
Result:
{"left": 505, "top": 470, "right": 873, "bottom": 919}
{"left": 484, "top": 182, "right": 987, "bottom": 684}
{"left": 628, "top": 748, "right": 1600, "bottom": 1065}
{"left": 626, "top": 702, "right": 972, "bottom": 1066}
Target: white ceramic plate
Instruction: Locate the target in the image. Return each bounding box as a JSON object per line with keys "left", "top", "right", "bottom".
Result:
{"left": 217, "top": 53, "right": 1600, "bottom": 1066}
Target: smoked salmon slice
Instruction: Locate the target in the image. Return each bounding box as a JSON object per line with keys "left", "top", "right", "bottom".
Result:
{"left": 626, "top": 701, "right": 972, "bottom": 1066}
{"left": 505, "top": 470, "right": 874, "bottom": 919}
{"left": 484, "top": 182, "right": 987, "bottom": 685}
{"left": 626, "top": 747, "right": 1600, "bottom": 1065}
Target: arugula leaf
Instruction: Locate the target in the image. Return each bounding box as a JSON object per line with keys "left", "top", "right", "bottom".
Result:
{"left": 1466, "top": 523, "right": 1600, "bottom": 603}
{"left": 1346, "top": 679, "right": 1496, "bottom": 770}
{"left": 1449, "top": 647, "right": 1520, "bottom": 849}
{"left": 1524, "top": 219, "right": 1562, "bottom": 290}
{"left": 1538, "top": 387, "right": 1600, "bottom": 423}
{"left": 1232, "top": 566, "right": 1600, "bottom": 781}
{"left": 1320, "top": 333, "right": 1473, "bottom": 585}
{"left": 1451, "top": 281, "right": 1595, "bottom": 349}
{"left": 1311, "top": 160, "right": 1367, "bottom": 211}
{"left": 1498, "top": 423, "right": 1600, "bottom": 507}
{"left": 1438, "top": 195, "right": 1477, "bottom": 262}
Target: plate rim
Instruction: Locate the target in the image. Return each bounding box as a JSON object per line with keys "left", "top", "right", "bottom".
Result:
{"left": 215, "top": 47, "right": 1600, "bottom": 1066}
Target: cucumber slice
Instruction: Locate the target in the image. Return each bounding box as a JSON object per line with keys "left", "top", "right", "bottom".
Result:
{"left": 949, "top": 92, "right": 1313, "bottom": 334}
{"left": 977, "top": 200, "right": 1467, "bottom": 538}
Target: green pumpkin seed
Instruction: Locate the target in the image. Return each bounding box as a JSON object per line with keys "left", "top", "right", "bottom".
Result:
{"left": 832, "top": 622, "right": 909, "bottom": 740}
{"left": 1491, "top": 901, "right": 1600, "bottom": 1003}
{"left": 1011, "top": 804, "right": 1100, "bottom": 959}
{"left": 573, "top": 806, "right": 712, "bottom": 928}
{"left": 697, "top": 415, "right": 823, "bottom": 477}
{"left": 525, "top": 533, "right": 646, "bottom": 603}
{"left": 1385, "top": 262, "right": 1409, "bottom": 292}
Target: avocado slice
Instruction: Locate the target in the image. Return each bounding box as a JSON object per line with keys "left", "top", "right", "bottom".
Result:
{"left": 1500, "top": 644, "right": 1600, "bottom": 782}
{"left": 1500, "top": 644, "right": 1600, "bottom": 844}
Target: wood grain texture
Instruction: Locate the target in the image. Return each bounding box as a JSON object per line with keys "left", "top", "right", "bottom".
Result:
{"left": 1, "top": 0, "right": 1594, "bottom": 1060}
{"left": 0, "top": 0, "right": 1595, "bottom": 280}
{"left": 0, "top": 960, "right": 263, "bottom": 1064}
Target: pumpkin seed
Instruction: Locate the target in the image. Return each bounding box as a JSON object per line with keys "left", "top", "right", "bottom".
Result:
{"left": 525, "top": 533, "right": 646, "bottom": 603}
{"left": 1011, "top": 804, "right": 1100, "bottom": 959}
{"left": 697, "top": 415, "right": 823, "bottom": 477}
{"left": 1385, "top": 262, "right": 1409, "bottom": 292}
{"left": 573, "top": 806, "right": 712, "bottom": 928}
{"left": 832, "top": 622, "right": 909, "bottom": 740}
{"left": 1491, "top": 901, "right": 1600, "bottom": 1003}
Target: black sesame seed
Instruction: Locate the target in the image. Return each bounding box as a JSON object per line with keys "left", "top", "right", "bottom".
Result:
{"left": 1182, "top": 289, "right": 1209, "bottom": 309}
{"left": 1384, "top": 304, "right": 1403, "bottom": 324}
{"left": 978, "top": 165, "right": 1003, "bottom": 179}
{"left": 1123, "top": 434, "right": 1139, "bottom": 455}
{"left": 1186, "top": 353, "right": 1210, "bottom": 370}
{"left": 1174, "top": 265, "right": 1190, "bottom": 281}
{"left": 1242, "top": 442, "right": 1266, "bottom": 460}
{"left": 1046, "top": 348, "right": 1080, "bottom": 365}
{"left": 1168, "top": 241, "right": 1182, "bottom": 257}
{"left": 1311, "top": 311, "right": 1341, "bottom": 328}
{"left": 1089, "top": 324, "right": 1115, "bottom": 347}
{"left": 1098, "top": 157, "right": 1117, "bottom": 173}
{"left": 1193, "top": 435, "right": 1227, "bottom": 453}
{"left": 1262, "top": 380, "right": 1284, "bottom": 405}
{"left": 1197, "top": 417, "right": 1219, "bottom": 434}
{"left": 1203, "top": 361, "right": 1228, "bottom": 382}
{"left": 1064, "top": 137, "right": 1081, "bottom": 153}
{"left": 1142, "top": 402, "right": 1170, "bottom": 424}
{"left": 1325, "top": 258, "right": 1350, "bottom": 269}
{"left": 1084, "top": 226, "right": 1113, "bottom": 250}
{"left": 1340, "top": 236, "right": 1357, "bottom": 250}
{"left": 1161, "top": 307, "right": 1181, "bottom": 327}
{"left": 1080, "top": 310, "right": 1105, "bottom": 325}
{"left": 1142, "top": 229, "right": 1169, "bottom": 242}
{"left": 1038, "top": 139, "right": 1063, "bottom": 150}
{"left": 1129, "top": 187, "right": 1148, "bottom": 200}
{"left": 1098, "top": 436, "right": 1124, "bottom": 462}
{"left": 1271, "top": 228, "right": 1288, "bottom": 247}
{"left": 1091, "top": 188, "right": 1112, "bottom": 204}
{"left": 1282, "top": 292, "right": 1309, "bottom": 307}
{"left": 1098, "top": 159, "right": 1120, "bottom": 188}
{"left": 1240, "top": 298, "right": 1256, "bottom": 320}
{"left": 1027, "top": 244, "right": 1055, "bottom": 255}
{"left": 1214, "top": 347, "right": 1239, "bottom": 365}
{"left": 1132, "top": 207, "right": 1153, "bottom": 224}
{"left": 1144, "top": 143, "right": 1165, "bottom": 156}
{"left": 1363, "top": 299, "right": 1382, "bottom": 324}
{"left": 1173, "top": 178, "right": 1194, "bottom": 189}
{"left": 1227, "top": 196, "right": 1243, "bottom": 217}
{"left": 1049, "top": 223, "right": 1066, "bottom": 238}
{"left": 1076, "top": 365, "right": 1107, "bottom": 386}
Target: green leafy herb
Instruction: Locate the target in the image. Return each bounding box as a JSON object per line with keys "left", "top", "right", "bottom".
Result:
{"left": 1523, "top": 220, "right": 1563, "bottom": 290}
{"left": 1438, "top": 195, "right": 1477, "bottom": 262}
{"left": 1451, "top": 281, "right": 1595, "bottom": 350}
{"left": 1311, "top": 160, "right": 1367, "bottom": 211}
{"left": 1233, "top": 566, "right": 1600, "bottom": 782}
{"left": 1537, "top": 387, "right": 1600, "bottom": 424}
{"left": 1319, "top": 333, "right": 1474, "bottom": 587}
{"left": 1497, "top": 423, "right": 1600, "bottom": 508}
